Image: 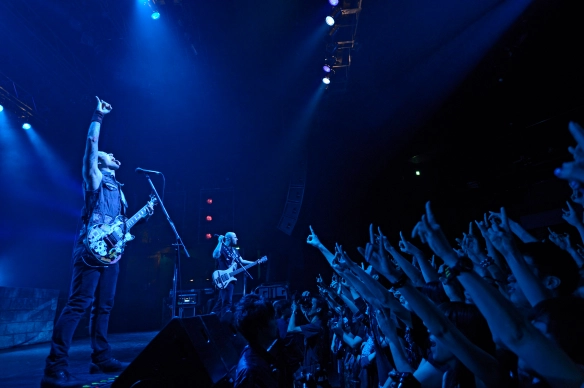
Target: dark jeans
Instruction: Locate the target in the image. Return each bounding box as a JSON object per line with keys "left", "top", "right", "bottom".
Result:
{"left": 211, "top": 282, "right": 234, "bottom": 315}
{"left": 45, "top": 258, "right": 119, "bottom": 373}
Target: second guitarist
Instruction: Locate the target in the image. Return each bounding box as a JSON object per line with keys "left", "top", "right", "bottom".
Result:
{"left": 211, "top": 232, "right": 255, "bottom": 317}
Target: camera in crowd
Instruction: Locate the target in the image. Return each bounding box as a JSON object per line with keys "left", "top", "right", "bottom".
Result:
{"left": 294, "top": 291, "right": 313, "bottom": 309}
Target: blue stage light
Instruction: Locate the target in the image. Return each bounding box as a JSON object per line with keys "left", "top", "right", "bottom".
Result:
{"left": 151, "top": 11, "right": 160, "bottom": 20}
{"left": 329, "top": 0, "right": 339, "bottom": 5}
{"left": 0, "top": 105, "right": 4, "bottom": 112}
{"left": 323, "top": 64, "right": 332, "bottom": 73}
{"left": 322, "top": 76, "right": 331, "bottom": 85}
{"left": 22, "top": 123, "right": 31, "bottom": 130}
{"left": 326, "top": 8, "right": 341, "bottom": 26}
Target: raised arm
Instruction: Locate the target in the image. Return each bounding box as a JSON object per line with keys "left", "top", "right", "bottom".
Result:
{"left": 306, "top": 226, "right": 340, "bottom": 273}
{"left": 212, "top": 235, "right": 224, "bottom": 259}
{"left": 486, "top": 208, "right": 552, "bottom": 306}
{"left": 489, "top": 210, "right": 537, "bottom": 243}
{"left": 413, "top": 201, "right": 584, "bottom": 388}
{"left": 398, "top": 231, "right": 440, "bottom": 283}
{"left": 367, "top": 237, "right": 501, "bottom": 386}
{"left": 548, "top": 227, "right": 584, "bottom": 268}
{"left": 334, "top": 245, "right": 412, "bottom": 325}
{"left": 382, "top": 231, "right": 426, "bottom": 287}
{"left": 83, "top": 96, "right": 112, "bottom": 191}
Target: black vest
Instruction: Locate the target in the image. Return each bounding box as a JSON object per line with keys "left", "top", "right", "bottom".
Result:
{"left": 73, "top": 172, "right": 127, "bottom": 259}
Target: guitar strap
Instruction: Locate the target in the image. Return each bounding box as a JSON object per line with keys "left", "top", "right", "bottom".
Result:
{"left": 220, "top": 244, "right": 240, "bottom": 266}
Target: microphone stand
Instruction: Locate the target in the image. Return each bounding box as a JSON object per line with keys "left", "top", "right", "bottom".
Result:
{"left": 141, "top": 173, "right": 190, "bottom": 319}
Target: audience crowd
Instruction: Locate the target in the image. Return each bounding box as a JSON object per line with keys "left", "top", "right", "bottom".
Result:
{"left": 232, "top": 121, "right": 584, "bottom": 387}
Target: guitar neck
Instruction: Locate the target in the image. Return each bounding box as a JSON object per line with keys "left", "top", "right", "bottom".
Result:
{"left": 125, "top": 204, "right": 150, "bottom": 229}
{"left": 231, "top": 258, "right": 264, "bottom": 276}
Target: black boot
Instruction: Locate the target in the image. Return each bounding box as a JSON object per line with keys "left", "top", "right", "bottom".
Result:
{"left": 89, "top": 358, "right": 130, "bottom": 374}
{"left": 40, "top": 370, "right": 85, "bottom": 388}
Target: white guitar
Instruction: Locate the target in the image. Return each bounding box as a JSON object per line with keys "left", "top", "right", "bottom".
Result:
{"left": 212, "top": 256, "right": 268, "bottom": 289}
{"left": 83, "top": 196, "right": 156, "bottom": 266}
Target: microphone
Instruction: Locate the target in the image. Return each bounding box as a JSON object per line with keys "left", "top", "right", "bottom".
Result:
{"left": 135, "top": 167, "right": 162, "bottom": 175}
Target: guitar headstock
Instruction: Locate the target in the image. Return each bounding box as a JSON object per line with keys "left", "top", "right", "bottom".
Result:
{"left": 258, "top": 256, "right": 268, "bottom": 263}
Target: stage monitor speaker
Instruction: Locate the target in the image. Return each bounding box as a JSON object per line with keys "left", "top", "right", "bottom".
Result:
{"left": 112, "top": 314, "right": 246, "bottom": 388}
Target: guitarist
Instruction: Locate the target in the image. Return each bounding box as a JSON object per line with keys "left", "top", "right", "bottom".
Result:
{"left": 211, "top": 232, "right": 255, "bottom": 317}
{"left": 42, "top": 97, "right": 154, "bottom": 388}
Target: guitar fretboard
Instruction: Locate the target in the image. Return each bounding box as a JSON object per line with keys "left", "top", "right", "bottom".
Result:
{"left": 230, "top": 259, "right": 264, "bottom": 276}
{"left": 125, "top": 203, "right": 151, "bottom": 229}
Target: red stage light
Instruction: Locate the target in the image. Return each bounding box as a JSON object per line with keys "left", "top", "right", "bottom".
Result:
{"left": 207, "top": 198, "right": 213, "bottom": 204}
{"left": 205, "top": 233, "right": 212, "bottom": 239}
{"left": 206, "top": 216, "right": 212, "bottom": 221}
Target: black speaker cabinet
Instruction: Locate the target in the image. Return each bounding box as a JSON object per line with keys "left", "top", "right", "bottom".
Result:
{"left": 112, "top": 314, "right": 246, "bottom": 388}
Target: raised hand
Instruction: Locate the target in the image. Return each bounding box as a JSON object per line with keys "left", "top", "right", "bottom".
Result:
{"left": 570, "top": 186, "right": 584, "bottom": 206}
{"left": 562, "top": 201, "right": 583, "bottom": 227}
{"left": 548, "top": 228, "right": 572, "bottom": 251}
{"left": 306, "top": 225, "right": 321, "bottom": 247}
{"left": 316, "top": 274, "right": 324, "bottom": 285}
{"left": 333, "top": 243, "right": 353, "bottom": 271}
{"left": 474, "top": 214, "right": 491, "bottom": 240}
{"left": 367, "top": 245, "right": 403, "bottom": 282}
{"left": 554, "top": 160, "right": 584, "bottom": 184}
{"left": 457, "top": 222, "right": 484, "bottom": 262}
{"left": 555, "top": 122, "right": 584, "bottom": 182}
{"left": 411, "top": 202, "right": 458, "bottom": 265}
{"left": 569, "top": 122, "right": 584, "bottom": 157}
{"left": 398, "top": 231, "right": 423, "bottom": 256}
{"left": 95, "top": 96, "right": 112, "bottom": 114}
{"left": 484, "top": 207, "right": 517, "bottom": 256}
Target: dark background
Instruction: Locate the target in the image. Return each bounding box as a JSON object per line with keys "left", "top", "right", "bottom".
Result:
{"left": 0, "top": 0, "right": 582, "bottom": 332}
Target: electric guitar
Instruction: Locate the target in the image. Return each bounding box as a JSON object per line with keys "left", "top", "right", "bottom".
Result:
{"left": 83, "top": 196, "right": 157, "bottom": 266}
{"left": 212, "top": 256, "right": 268, "bottom": 289}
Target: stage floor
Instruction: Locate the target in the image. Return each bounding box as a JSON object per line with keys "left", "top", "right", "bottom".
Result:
{"left": 0, "top": 331, "right": 157, "bottom": 388}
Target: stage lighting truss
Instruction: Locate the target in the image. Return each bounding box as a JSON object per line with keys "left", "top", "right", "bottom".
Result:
{"left": 0, "top": 71, "right": 46, "bottom": 126}
{"left": 322, "top": 0, "right": 362, "bottom": 92}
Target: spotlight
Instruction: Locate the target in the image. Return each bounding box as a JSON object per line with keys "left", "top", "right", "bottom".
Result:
{"left": 151, "top": 11, "right": 160, "bottom": 20}
{"left": 329, "top": 0, "right": 339, "bottom": 5}
{"left": 322, "top": 76, "right": 331, "bottom": 85}
{"left": 323, "top": 58, "right": 337, "bottom": 73}
{"left": 0, "top": 105, "right": 3, "bottom": 112}
{"left": 325, "top": 8, "right": 341, "bottom": 26}
{"left": 22, "top": 123, "right": 31, "bottom": 130}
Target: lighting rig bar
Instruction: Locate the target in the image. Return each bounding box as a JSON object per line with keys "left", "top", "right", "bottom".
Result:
{"left": 322, "top": 0, "right": 362, "bottom": 92}
{"left": 0, "top": 71, "right": 46, "bottom": 126}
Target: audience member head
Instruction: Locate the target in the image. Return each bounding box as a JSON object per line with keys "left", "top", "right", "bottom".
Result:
{"left": 519, "top": 242, "right": 580, "bottom": 297}
{"left": 307, "top": 295, "right": 329, "bottom": 321}
{"left": 273, "top": 299, "right": 292, "bottom": 319}
{"left": 234, "top": 294, "right": 278, "bottom": 349}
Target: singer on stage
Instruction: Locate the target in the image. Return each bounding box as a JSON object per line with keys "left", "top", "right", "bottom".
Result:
{"left": 211, "top": 232, "right": 254, "bottom": 317}
{"left": 41, "top": 97, "right": 154, "bottom": 388}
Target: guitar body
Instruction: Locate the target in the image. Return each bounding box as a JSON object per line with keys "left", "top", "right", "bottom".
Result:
{"left": 82, "top": 196, "right": 157, "bottom": 266}
{"left": 212, "top": 262, "right": 238, "bottom": 290}
{"left": 84, "top": 215, "right": 135, "bottom": 265}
